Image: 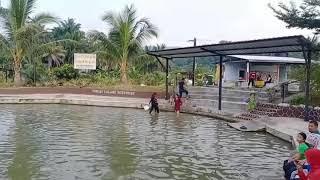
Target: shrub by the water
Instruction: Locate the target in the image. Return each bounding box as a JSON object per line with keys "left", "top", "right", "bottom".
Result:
{"left": 52, "top": 64, "right": 79, "bottom": 80}
{"left": 290, "top": 95, "right": 305, "bottom": 105}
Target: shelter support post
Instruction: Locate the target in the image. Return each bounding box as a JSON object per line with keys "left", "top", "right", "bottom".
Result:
{"left": 304, "top": 50, "right": 312, "bottom": 121}
{"left": 192, "top": 38, "right": 196, "bottom": 86}
{"left": 219, "top": 56, "right": 223, "bottom": 111}
{"left": 155, "top": 56, "right": 166, "bottom": 71}
{"left": 246, "top": 62, "right": 250, "bottom": 81}
{"left": 165, "top": 58, "right": 169, "bottom": 100}
{"left": 192, "top": 58, "right": 196, "bottom": 86}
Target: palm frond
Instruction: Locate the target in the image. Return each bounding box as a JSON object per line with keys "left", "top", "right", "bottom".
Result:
{"left": 135, "top": 21, "right": 158, "bottom": 46}
{"left": 88, "top": 30, "right": 121, "bottom": 58}
{"left": 26, "top": 0, "right": 36, "bottom": 17}
{"left": 31, "top": 12, "right": 58, "bottom": 25}
{"left": 102, "top": 12, "right": 118, "bottom": 28}
{"left": 0, "top": 34, "right": 11, "bottom": 52}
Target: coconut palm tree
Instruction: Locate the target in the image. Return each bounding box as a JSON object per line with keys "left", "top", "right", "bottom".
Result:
{"left": 89, "top": 5, "right": 158, "bottom": 84}
{"left": 0, "top": 0, "right": 57, "bottom": 86}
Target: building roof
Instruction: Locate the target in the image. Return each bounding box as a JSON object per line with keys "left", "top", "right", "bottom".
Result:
{"left": 148, "top": 35, "right": 311, "bottom": 59}
{"left": 228, "top": 55, "right": 306, "bottom": 64}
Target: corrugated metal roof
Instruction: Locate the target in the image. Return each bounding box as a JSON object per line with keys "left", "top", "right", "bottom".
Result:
{"left": 148, "top": 35, "right": 311, "bottom": 59}
{"left": 229, "top": 55, "right": 305, "bottom": 64}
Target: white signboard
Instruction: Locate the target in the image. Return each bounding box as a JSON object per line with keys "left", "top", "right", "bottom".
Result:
{"left": 74, "top": 53, "right": 96, "bottom": 70}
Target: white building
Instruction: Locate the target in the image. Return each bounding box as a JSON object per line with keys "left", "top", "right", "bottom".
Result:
{"left": 222, "top": 55, "right": 305, "bottom": 85}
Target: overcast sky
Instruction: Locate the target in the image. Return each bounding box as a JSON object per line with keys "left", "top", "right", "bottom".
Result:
{"left": 2, "top": 0, "right": 313, "bottom": 46}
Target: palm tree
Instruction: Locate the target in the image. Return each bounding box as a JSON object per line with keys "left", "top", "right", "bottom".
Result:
{"left": 42, "top": 46, "right": 66, "bottom": 68}
{"left": 0, "top": 0, "right": 57, "bottom": 86}
{"left": 52, "top": 18, "right": 86, "bottom": 64}
{"left": 90, "top": 5, "right": 158, "bottom": 84}
{"left": 52, "top": 18, "right": 84, "bottom": 40}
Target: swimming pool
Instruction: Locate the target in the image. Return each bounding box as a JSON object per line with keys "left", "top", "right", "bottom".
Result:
{"left": 0, "top": 104, "right": 290, "bottom": 179}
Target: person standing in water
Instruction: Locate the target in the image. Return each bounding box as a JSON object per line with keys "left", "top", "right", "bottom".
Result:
{"left": 149, "top": 93, "right": 159, "bottom": 114}
{"left": 173, "top": 94, "right": 183, "bottom": 116}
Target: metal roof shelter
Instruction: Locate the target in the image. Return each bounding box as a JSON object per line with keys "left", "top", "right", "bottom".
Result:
{"left": 228, "top": 55, "right": 306, "bottom": 64}
{"left": 148, "top": 35, "right": 315, "bottom": 121}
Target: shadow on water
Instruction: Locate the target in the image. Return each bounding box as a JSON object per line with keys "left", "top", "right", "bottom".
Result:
{"left": 150, "top": 114, "right": 159, "bottom": 126}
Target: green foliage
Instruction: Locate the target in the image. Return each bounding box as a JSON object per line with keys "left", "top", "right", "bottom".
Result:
{"left": 88, "top": 4, "right": 158, "bottom": 83}
{"left": 0, "top": 3, "right": 165, "bottom": 88}
{"left": 269, "top": 0, "right": 320, "bottom": 32}
{"left": 0, "top": 0, "right": 57, "bottom": 85}
{"left": 289, "top": 64, "right": 320, "bottom": 95}
{"left": 141, "top": 72, "right": 165, "bottom": 86}
{"left": 248, "top": 93, "right": 257, "bottom": 111}
{"left": 52, "top": 64, "right": 79, "bottom": 80}
{"left": 22, "top": 62, "right": 49, "bottom": 85}
{"left": 51, "top": 18, "right": 87, "bottom": 64}
{"left": 290, "top": 95, "right": 305, "bottom": 105}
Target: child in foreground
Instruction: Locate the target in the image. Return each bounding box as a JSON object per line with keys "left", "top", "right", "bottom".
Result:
{"left": 173, "top": 94, "right": 182, "bottom": 116}
{"left": 294, "top": 132, "right": 309, "bottom": 160}
{"left": 283, "top": 132, "right": 310, "bottom": 180}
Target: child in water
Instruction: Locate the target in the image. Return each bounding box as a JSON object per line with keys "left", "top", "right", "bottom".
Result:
{"left": 173, "top": 94, "right": 183, "bottom": 115}
{"left": 149, "top": 93, "right": 159, "bottom": 114}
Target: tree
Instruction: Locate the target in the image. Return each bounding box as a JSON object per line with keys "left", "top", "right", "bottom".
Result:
{"left": 134, "top": 44, "right": 166, "bottom": 73}
{"left": 269, "top": 0, "right": 320, "bottom": 32}
{"left": 42, "top": 46, "right": 66, "bottom": 68}
{"left": 90, "top": 5, "right": 158, "bottom": 84}
{"left": 0, "top": 0, "right": 57, "bottom": 86}
{"left": 51, "top": 18, "right": 86, "bottom": 64}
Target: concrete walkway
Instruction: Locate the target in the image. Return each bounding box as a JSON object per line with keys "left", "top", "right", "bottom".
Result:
{"left": 0, "top": 93, "right": 238, "bottom": 122}
{"left": 228, "top": 117, "right": 309, "bottom": 147}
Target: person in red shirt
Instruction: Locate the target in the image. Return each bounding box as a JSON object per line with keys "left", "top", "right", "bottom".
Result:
{"left": 173, "top": 94, "right": 183, "bottom": 115}
{"left": 248, "top": 72, "right": 256, "bottom": 87}
{"left": 297, "top": 148, "right": 320, "bottom": 180}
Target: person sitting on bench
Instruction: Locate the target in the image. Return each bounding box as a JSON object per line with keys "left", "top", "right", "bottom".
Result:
{"left": 264, "top": 74, "right": 272, "bottom": 86}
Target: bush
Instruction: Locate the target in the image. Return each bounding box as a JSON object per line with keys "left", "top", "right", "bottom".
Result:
{"left": 140, "top": 71, "right": 165, "bottom": 86}
{"left": 52, "top": 64, "right": 79, "bottom": 80}
{"left": 289, "top": 64, "right": 320, "bottom": 95}
{"left": 22, "top": 63, "right": 49, "bottom": 85}
{"left": 290, "top": 95, "right": 305, "bottom": 105}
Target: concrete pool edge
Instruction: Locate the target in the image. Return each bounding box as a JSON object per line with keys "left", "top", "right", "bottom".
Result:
{"left": 228, "top": 117, "right": 306, "bottom": 148}
{"left": 0, "top": 94, "right": 298, "bottom": 146}
{"left": 0, "top": 94, "right": 239, "bottom": 123}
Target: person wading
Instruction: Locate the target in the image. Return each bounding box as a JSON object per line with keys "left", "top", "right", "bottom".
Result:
{"left": 149, "top": 93, "right": 159, "bottom": 114}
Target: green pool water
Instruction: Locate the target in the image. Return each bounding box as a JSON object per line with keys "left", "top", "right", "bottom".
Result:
{"left": 0, "top": 104, "right": 290, "bottom": 180}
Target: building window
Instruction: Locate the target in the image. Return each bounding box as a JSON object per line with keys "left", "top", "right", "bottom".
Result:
{"left": 239, "top": 70, "right": 246, "bottom": 80}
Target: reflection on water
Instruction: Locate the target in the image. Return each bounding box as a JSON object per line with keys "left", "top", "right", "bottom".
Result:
{"left": 0, "top": 104, "right": 291, "bottom": 180}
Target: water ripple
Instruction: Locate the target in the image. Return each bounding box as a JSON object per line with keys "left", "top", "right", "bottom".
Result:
{"left": 0, "top": 104, "right": 291, "bottom": 180}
